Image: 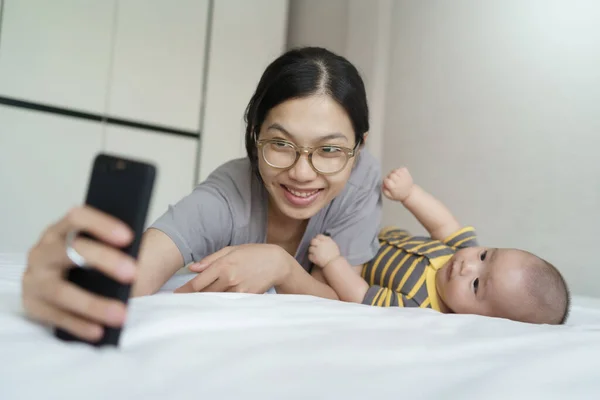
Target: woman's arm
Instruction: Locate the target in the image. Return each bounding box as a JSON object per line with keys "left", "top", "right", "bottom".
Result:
{"left": 131, "top": 228, "right": 185, "bottom": 297}
{"left": 175, "top": 244, "right": 339, "bottom": 300}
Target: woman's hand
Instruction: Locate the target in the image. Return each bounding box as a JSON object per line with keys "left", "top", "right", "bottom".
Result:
{"left": 22, "top": 206, "right": 136, "bottom": 341}
{"left": 174, "top": 244, "right": 291, "bottom": 294}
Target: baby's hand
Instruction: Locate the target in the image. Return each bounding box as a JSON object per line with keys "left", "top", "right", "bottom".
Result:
{"left": 308, "top": 234, "right": 341, "bottom": 268}
{"left": 383, "top": 167, "right": 414, "bottom": 202}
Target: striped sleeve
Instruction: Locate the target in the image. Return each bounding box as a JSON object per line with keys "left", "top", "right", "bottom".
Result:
{"left": 362, "top": 285, "right": 420, "bottom": 308}
{"left": 443, "top": 226, "right": 479, "bottom": 249}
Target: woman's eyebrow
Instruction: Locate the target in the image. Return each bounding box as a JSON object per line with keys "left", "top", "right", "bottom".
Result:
{"left": 266, "top": 123, "right": 292, "bottom": 138}
{"left": 266, "top": 123, "right": 348, "bottom": 142}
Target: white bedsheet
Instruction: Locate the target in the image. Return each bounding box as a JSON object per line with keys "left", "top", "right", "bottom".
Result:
{"left": 1, "top": 254, "right": 600, "bottom": 400}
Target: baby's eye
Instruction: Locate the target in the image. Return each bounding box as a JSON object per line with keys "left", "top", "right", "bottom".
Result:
{"left": 480, "top": 250, "right": 487, "bottom": 262}
{"left": 472, "top": 278, "right": 479, "bottom": 294}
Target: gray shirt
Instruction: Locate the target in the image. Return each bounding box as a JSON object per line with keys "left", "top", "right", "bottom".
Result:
{"left": 150, "top": 148, "right": 382, "bottom": 271}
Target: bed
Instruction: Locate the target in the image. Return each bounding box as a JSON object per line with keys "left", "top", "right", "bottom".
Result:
{"left": 1, "top": 253, "right": 599, "bottom": 399}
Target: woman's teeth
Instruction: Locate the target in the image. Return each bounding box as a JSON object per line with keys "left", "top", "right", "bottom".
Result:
{"left": 286, "top": 187, "right": 319, "bottom": 198}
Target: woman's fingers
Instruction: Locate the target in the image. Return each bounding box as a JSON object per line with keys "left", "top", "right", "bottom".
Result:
{"left": 31, "top": 235, "right": 136, "bottom": 285}
{"left": 198, "top": 277, "right": 231, "bottom": 293}
{"left": 65, "top": 237, "right": 136, "bottom": 283}
{"left": 30, "top": 207, "right": 137, "bottom": 283}
{"left": 189, "top": 246, "right": 235, "bottom": 272}
{"left": 43, "top": 279, "right": 127, "bottom": 327}
{"left": 188, "top": 262, "right": 210, "bottom": 273}
{"left": 22, "top": 205, "right": 137, "bottom": 340}
{"left": 174, "top": 265, "right": 221, "bottom": 293}
{"left": 54, "top": 206, "right": 132, "bottom": 245}
{"left": 24, "top": 298, "right": 104, "bottom": 342}
{"left": 23, "top": 261, "right": 128, "bottom": 328}
{"left": 176, "top": 255, "right": 243, "bottom": 293}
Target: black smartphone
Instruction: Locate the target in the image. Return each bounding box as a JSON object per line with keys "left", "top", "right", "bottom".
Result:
{"left": 54, "top": 153, "right": 156, "bottom": 346}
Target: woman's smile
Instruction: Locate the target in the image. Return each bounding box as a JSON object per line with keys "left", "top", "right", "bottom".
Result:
{"left": 280, "top": 184, "right": 324, "bottom": 207}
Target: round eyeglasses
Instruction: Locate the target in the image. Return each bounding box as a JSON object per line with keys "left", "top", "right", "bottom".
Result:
{"left": 257, "top": 139, "right": 357, "bottom": 175}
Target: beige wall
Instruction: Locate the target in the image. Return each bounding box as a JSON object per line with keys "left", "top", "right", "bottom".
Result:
{"left": 288, "top": 0, "right": 600, "bottom": 297}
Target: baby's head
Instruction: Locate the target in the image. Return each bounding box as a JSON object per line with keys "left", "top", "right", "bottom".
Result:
{"left": 435, "top": 247, "right": 570, "bottom": 324}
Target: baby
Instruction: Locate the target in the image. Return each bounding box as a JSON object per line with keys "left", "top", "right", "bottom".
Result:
{"left": 309, "top": 167, "right": 571, "bottom": 325}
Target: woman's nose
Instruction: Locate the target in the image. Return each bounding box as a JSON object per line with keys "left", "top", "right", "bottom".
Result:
{"left": 288, "top": 154, "right": 317, "bottom": 182}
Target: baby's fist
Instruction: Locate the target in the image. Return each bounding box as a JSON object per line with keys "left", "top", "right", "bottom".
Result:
{"left": 308, "top": 234, "right": 341, "bottom": 268}
{"left": 383, "top": 167, "right": 414, "bottom": 202}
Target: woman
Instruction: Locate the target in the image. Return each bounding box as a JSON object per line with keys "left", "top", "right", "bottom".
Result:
{"left": 21, "top": 47, "right": 382, "bottom": 341}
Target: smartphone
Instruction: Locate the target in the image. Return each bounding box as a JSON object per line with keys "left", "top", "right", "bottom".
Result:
{"left": 54, "top": 153, "right": 156, "bottom": 346}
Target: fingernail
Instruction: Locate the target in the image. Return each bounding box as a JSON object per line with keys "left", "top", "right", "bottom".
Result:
{"left": 118, "top": 261, "right": 136, "bottom": 281}
{"left": 88, "top": 325, "right": 103, "bottom": 339}
{"left": 107, "top": 304, "right": 126, "bottom": 325}
{"left": 113, "top": 226, "right": 132, "bottom": 241}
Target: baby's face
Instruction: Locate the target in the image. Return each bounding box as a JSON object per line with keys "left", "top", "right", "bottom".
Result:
{"left": 435, "top": 247, "right": 536, "bottom": 318}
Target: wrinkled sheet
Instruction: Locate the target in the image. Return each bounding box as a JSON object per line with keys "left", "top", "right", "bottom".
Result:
{"left": 1, "top": 254, "right": 599, "bottom": 400}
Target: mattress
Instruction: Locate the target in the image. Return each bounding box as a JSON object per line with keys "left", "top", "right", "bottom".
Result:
{"left": 1, "top": 253, "right": 600, "bottom": 400}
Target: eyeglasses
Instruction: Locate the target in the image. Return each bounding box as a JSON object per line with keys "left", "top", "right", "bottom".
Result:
{"left": 257, "top": 139, "right": 357, "bottom": 175}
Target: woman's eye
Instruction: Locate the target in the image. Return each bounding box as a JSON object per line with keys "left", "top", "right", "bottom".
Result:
{"left": 320, "top": 146, "right": 341, "bottom": 153}
{"left": 472, "top": 278, "right": 479, "bottom": 294}
{"left": 273, "top": 141, "right": 293, "bottom": 148}
{"left": 480, "top": 250, "right": 487, "bottom": 261}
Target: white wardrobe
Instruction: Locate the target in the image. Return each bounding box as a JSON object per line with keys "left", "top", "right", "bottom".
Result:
{"left": 0, "top": 0, "right": 288, "bottom": 252}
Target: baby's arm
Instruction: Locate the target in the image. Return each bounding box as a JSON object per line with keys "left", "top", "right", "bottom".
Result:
{"left": 308, "top": 235, "right": 369, "bottom": 303}
{"left": 383, "top": 168, "right": 461, "bottom": 242}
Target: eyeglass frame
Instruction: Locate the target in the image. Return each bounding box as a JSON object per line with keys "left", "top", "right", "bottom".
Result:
{"left": 256, "top": 138, "right": 358, "bottom": 175}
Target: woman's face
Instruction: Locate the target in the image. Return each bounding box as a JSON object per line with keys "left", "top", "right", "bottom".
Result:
{"left": 257, "top": 94, "right": 359, "bottom": 221}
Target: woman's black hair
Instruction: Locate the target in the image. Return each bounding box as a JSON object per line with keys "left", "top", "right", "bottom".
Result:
{"left": 244, "top": 47, "right": 369, "bottom": 172}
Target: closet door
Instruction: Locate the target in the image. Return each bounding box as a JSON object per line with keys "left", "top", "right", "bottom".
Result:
{"left": 104, "top": 126, "right": 197, "bottom": 227}
{"left": 0, "top": 0, "right": 116, "bottom": 113}
{"left": 0, "top": 106, "right": 103, "bottom": 253}
{"left": 106, "top": 0, "right": 210, "bottom": 132}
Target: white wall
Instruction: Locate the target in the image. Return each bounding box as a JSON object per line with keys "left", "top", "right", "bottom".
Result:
{"left": 198, "top": 0, "right": 288, "bottom": 182}
{"left": 286, "top": 0, "right": 391, "bottom": 161}
{"left": 382, "top": 0, "right": 600, "bottom": 297}
{"left": 286, "top": 0, "right": 348, "bottom": 55}
{"left": 287, "top": 0, "right": 600, "bottom": 297}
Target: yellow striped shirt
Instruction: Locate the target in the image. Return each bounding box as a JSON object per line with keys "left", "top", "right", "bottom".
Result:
{"left": 361, "top": 226, "right": 479, "bottom": 311}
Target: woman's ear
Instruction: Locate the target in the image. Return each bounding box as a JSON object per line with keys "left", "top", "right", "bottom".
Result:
{"left": 356, "top": 132, "right": 369, "bottom": 154}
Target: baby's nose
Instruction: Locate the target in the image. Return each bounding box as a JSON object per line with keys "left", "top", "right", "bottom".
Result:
{"left": 460, "top": 261, "right": 475, "bottom": 275}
